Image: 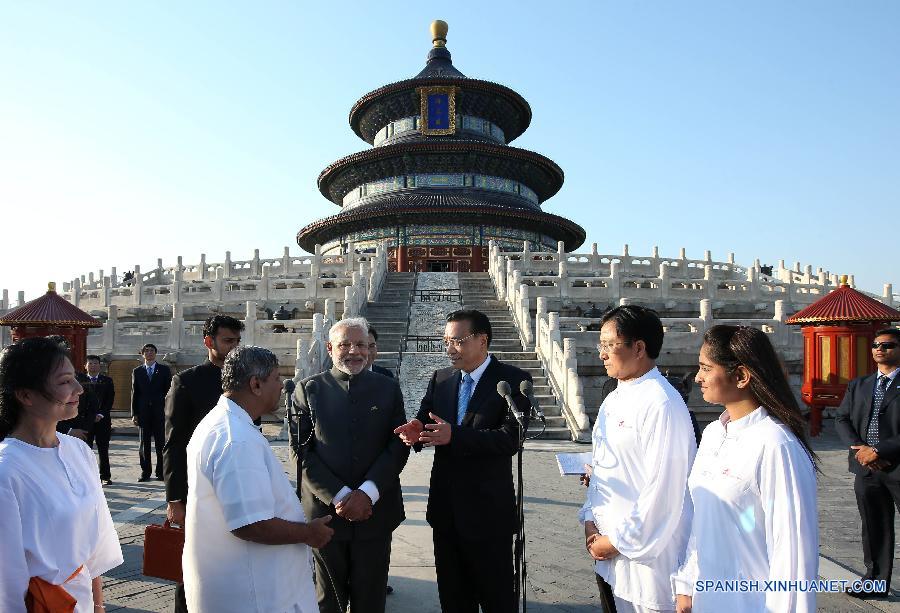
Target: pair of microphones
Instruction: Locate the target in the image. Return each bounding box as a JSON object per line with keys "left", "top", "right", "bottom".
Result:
{"left": 496, "top": 379, "right": 545, "bottom": 430}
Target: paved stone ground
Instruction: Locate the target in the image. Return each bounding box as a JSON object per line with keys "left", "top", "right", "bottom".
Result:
{"left": 93, "top": 420, "right": 899, "bottom": 612}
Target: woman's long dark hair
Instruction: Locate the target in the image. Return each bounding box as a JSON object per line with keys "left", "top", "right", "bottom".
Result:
{"left": 0, "top": 336, "right": 71, "bottom": 441}
{"left": 703, "top": 325, "right": 819, "bottom": 470}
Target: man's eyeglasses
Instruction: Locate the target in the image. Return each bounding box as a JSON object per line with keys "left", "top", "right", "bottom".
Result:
{"left": 443, "top": 333, "right": 477, "bottom": 348}
{"left": 872, "top": 341, "right": 899, "bottom": 350}
{"left": 368, "top": 343, "right": 377, "bottom": 349}
{"left": 336, "top": 341, "right": 368, "bottom": 351}
{"left": 597, "top": 340, "right": 631, "bottom": 353}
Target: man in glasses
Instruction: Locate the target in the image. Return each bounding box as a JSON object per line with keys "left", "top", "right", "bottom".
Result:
{"left": 394, "top": 309, "right": 532, "bottom": 613}
{"left": 580, "top": 305, "right": 696, "bottom": 612}
{"left": 836, "top": 327, "right": 900, "bottom": 598}
{"left": 294, "top": 317, "right": 409, "bottom": 613}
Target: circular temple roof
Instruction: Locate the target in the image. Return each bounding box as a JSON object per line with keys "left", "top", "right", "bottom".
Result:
{"left": 349, "top": 77, "right": 532, "bottom": 145}
{"left": 297, "top": 192, "right": 585, "bottom": 253}
{"left": 318, "top": 141, "right": 564, "bottom": 205}
{"left": 348, "top": 22, "right": 531, "bottom": 144}
{"left": 0, "top": 285, "right": 102, "bottom": 328}
{"left": 785, "top": 283, "right": 900, "bottom": 325}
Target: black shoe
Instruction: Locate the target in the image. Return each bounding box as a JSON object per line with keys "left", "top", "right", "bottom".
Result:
{"left": 101, "top": 479, "right": 113, "bottom": 486}
{"left": 138, "top": 476, "right": 151, "bottom": 482}
{"left": 848, "top": 585, "right": 889, "bottom": 599}
{"left": 386, "top": 585, "right": 394, "bottom": 595}
{"left": 155, "top": 475, "right": 164, "bottom": 481}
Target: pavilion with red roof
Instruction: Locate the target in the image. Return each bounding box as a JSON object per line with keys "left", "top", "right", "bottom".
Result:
{"left": 0, "top": 282, "right": 101, "bottom": 371}
{"left": 787, "top": 276, "right": 900, "bottom": 435}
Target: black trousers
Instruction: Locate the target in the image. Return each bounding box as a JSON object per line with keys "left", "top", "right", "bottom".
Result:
{"left": 595, "top": 574, "right": 617, "bottom": 612}
{"left": 313, "top": 535, "right": 391, "bottom": 613}
{"left": 86, "top": 419, "right": 112, "bottom": 480}
{"left": 432, "top": 528, "right": 516, "bottom": 613}
{"left": 173, "top": 583, "right": 188, "bottom": 612}
{"left": 855, "top": 470, "right": 900, "bottom": 583}
{"left": 138, "top": 417, "right": 164, "bottom": 479}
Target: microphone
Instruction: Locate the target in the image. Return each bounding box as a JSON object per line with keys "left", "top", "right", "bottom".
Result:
{"left": 520, "top": 380, "right": 545, "bottom": 423}
{"left": 283, "top": 379, "right": 296, "bottom": 417}
{"left": 304, "top": 380, "right": 319, "bottom": 425}
{"left": 497, "top": 380, "right": 525, "bottom": 429}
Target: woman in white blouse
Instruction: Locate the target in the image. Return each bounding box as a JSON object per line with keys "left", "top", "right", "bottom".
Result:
{"left": 673, "top": 325, "right": 818, "bottom": 613}
{"left": 0, "top": 336, "right": 123, "bottom": 613}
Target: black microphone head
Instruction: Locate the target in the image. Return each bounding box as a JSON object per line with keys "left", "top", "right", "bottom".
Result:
{"left": 496, "top": 380, "right": 512, "bottom": 397}
{"left": 304, "top": 380, "right": 319, "bottom": 395}
{"left": 283, "top": 379, "right": 295, "bottom": 394}
{"left": 519, "top": 380, "right": 533, "bottom": 396}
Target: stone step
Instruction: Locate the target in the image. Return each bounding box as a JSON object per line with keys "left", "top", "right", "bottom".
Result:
{"left": 532, "top": 427, "right": 573, "bottom": 441}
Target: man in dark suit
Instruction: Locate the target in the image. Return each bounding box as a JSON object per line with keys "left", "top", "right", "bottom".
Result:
{"left": 131, "top": 343, "right": 172, "bottom": 482}
{"left": 367, "top": 326, "right": 394, "bottom": 379}
{"left": 395, "top": 309, "right": 531, "bottom": 613}
{"left": 836, "top": 327, "right": 900, "bottom": 598}
{"left": 57, "top": 374, "right": 96, "bottom": 442}
{"left": 296, "top": 317, "right": 409, "bottom": 613}
{"left": 83, "top": 355, "right": 115, "bottom": 485}
{"left": 163, "top": 315, "right": 243, "bottom": 613}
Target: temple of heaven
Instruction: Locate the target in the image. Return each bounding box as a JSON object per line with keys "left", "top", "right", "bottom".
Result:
{"left": 296, "top": 20, "right": 585, "bottom": 273}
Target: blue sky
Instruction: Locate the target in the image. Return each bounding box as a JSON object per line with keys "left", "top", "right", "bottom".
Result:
{"left": 1, "top": 1, "right": 897, "bottom": 302}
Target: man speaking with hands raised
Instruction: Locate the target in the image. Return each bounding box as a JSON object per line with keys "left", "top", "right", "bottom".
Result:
{"left": 295, "top": 317, "right": 409, "bottom": 613}
{"left": 395, "top": 309, "right": 531, "bottom": 613}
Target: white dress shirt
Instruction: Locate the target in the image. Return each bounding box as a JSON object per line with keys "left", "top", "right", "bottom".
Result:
{"left": 579, "top": 367, "right": 697, "bottom": 610}
{"left": 0, "top": 435, "right": 123, "bottom": 613}
{"left": 672, "top": 407, "right": 818, "bottom": 612}
{"left": 183, "top": 396, "right": 317, "bottom": 613}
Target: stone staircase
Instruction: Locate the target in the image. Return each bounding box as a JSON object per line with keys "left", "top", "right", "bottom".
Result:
{"left": 458, "top": 273, "right": 571, "bottom": 440}
{"left": 363, "top": 272, "right": 415, "bottom": 376}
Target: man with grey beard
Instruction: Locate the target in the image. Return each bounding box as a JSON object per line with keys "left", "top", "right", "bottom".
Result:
{"left": 293, "top": 317, "right": 409, "bottom": 613}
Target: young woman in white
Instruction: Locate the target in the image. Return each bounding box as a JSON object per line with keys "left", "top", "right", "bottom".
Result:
{"left": 673, "top": 325, "right": 818, "bottom": 612}
{"left": 0, "top": 337, "right": 123, "bottom": 613}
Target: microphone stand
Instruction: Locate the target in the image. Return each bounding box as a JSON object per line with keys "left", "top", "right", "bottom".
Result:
{"left": 287, "top": 381, "right": 346, "bottom": 612}
{"left": 514, "top": 409, "right": 527, "bottom": 613}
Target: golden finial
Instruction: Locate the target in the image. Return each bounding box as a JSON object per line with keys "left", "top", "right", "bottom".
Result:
{"left": 47, "top": 281, "right": 56, "bottom": 293}
{"left": 431, "top": 20, "right": 448, "bottom": 48}
{"left": 839, "top": 274, "right": 849, "bottom": 286}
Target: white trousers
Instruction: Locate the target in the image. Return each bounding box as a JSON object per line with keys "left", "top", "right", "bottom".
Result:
{"left": 613, "top": 595, "right": 671, "bottom": 613}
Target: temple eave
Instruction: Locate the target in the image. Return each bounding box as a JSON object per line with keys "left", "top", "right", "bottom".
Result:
{"left": 296, "top": 204, "right": 584, "bottom": 253}
{"left": 317, "top": 141, "right": 564, "bottom": 204}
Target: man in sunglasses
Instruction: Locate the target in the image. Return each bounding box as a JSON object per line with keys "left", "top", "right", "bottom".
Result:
{"left": 836, "top": 327, "right": 900, "bottom": 598}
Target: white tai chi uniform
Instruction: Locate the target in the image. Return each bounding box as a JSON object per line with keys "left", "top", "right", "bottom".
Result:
{"left": 183, "top": 396, "right": 318, "bottom": 613}
{"left": 0, "top": 434, "right": 123, "bottom": 613}
{"left": 672, "top": 407, "right": 818, "bottom": 612}
{"left": 579, "top": 367, "right": 697, "bottom": 612}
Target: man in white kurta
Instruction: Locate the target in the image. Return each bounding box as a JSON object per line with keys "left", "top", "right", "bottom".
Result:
{"left": 580, "top": 306, "right": 697, "bottom": 612}
{"left": 672, "top": 407, "right": 818, "bottom": 612}
{"left": 183, "top": 346, "right": 328, "bottom": 613}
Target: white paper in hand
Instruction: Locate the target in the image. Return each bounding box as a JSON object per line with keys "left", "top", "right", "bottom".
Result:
{"left": 556, "top": 451, "right": 592, "bottom": 476}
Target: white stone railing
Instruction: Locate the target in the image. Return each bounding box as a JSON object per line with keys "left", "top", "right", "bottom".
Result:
{"left": 483, "top": 239, "right": 875, "bottom": 441}
{"left": 73, "top": 243, "right": 389, "bottom": 362}
{"left": 534, "top": 305, "right": 590, "bottom": 441}
{"left": 490, "top": 243, "right": 854, "bottom": 309}
{"left": 532, "top": 295, "right": 802, "bottom": 440}
{"left": 86, "top": 299, "right": 339, "bottom": 356}
{"left": 60, "top": 244, "right": 385, "bottom": 312}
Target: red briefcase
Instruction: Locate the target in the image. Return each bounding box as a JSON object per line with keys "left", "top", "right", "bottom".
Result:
{"left": 143, "top": 520, "right": 184, "bottom": 583}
